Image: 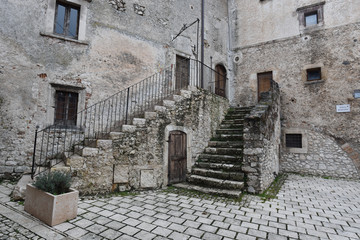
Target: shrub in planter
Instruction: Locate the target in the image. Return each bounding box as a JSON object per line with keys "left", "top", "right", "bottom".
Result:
{"left": 24, "top": 171, "right": 79, "bottom": 226}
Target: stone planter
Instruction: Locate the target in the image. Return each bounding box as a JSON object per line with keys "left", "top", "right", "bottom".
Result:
{"left": 24, "top": 184, "right": 79, "bottom": 226}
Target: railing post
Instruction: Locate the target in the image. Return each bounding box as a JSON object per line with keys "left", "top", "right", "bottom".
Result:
{"left": 31, "top": 126, "right": 39, "bottom": 180}
{"left": 125, "top": 87, "right": 130, "bottom": 124}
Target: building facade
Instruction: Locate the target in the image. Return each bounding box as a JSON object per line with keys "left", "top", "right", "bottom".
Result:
{"left": 0, "top": 0, "right": 359, "bottom": 185}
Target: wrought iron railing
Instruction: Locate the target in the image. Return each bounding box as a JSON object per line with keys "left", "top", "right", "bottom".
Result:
{"left": 31, "top": 59, "right": 227, "bottom": 178}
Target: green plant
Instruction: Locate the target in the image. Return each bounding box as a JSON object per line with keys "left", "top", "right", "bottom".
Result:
{"left": 34, "top": 171, "right": 71, "bottom": 195}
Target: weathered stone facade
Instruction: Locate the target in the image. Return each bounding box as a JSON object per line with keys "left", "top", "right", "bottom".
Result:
{"left": 243, "top": 83, "right": 281, "bottom": 193}
{"left": 281, "top": 130, "right": 359, "bottom": 178}
{"left": 234, "top": 1, "right": 360, "bottom": 179}
{"left": 0, "top": 0, "right": 230, "bottom": 178}
{"left": 68, "top": 88, "right": 229, "bottom": 194}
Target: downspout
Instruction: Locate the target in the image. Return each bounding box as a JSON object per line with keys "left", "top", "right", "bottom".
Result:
{"left": 227, "top": 0, "right": 236, "bottom": 105}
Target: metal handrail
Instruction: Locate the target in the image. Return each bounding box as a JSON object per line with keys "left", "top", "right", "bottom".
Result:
{"left": 31, "top": 59, "right": 227, "bottom": 178}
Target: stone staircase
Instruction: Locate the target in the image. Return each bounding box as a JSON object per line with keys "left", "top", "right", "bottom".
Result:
{"left": 174, "top": 107, "right": 251, "bottom": 198}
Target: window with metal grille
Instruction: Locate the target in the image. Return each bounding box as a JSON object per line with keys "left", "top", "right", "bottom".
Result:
{"left": 286, "top": 134, "right": 302, "bottom": 148}
{"left": 54, "top": 1, "right": 80, "bottom": 39}
{"left": 55, "top": 91, "right": 78, "bottom": 126}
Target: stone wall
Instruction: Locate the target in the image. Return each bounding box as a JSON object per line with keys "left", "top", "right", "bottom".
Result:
{"left": 0, "top": 0, "right": 230, "bottom": 179}
{"left": 281, "top": 131, "right": 359, "bottom": 179}
{"left": 69, "top": 88, "right": 229, "bottom": 194}
{"left": 234, "top": 22, "right": 360, "bottom": 171}
{"left": 243, "top": 82, "right": 281, "bottom": 194}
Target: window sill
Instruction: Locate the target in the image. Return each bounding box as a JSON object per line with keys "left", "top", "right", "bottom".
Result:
{"left": 40, "top": 32, "right": 89, "bottom": 45}
{"left": 305, "top": 80, "right": 324, "bottom": 85}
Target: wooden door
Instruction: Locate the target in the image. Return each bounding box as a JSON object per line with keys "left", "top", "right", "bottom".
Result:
{"left": 215, "top": 65, "right": 226, "bottom": 98}
{"left": 175, "top": 55, "right": 190, "bottom": 90}
{"left": 168, "top": 131, "right": 187, "bottom": 184}
{"left": 257, "top": 72, "right": 272, "bottom": 101}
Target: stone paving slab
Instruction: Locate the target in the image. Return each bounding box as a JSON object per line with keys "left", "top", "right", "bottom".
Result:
{"left": 1, "top": 174, "right": 360, "bottom": 239}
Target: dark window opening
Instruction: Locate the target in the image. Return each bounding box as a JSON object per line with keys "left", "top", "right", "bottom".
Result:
{"left": 55, "top": 91, "right": 78, "bottom": 126}
{"left": 307, "top": 68, "right": 321, "bottom": 81}
{"left": 54, "top": 1, "right": 80, "bottom": 39}
{"left": 286, "top": 134, "right": 302, "bottom": 148}
{"left": 305, "top": 11, "right": 318, "bottom": 26}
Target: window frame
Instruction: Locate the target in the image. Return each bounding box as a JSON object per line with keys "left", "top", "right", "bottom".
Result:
{"left": 41, "top": 0, "right": 89, "bottom": 43}
{"left": 54, "top": 90, "right": 79, "bottom": 126}
{"left": 297, "top": 2, "right": 325, "bottom": 31}
{"left": 284, "top": 128, "right": 308, "bottom": 154}
{"left": 54, "top": 1, "right": 81, "bottom": 39}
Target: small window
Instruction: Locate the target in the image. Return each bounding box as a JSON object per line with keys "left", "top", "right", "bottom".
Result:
{"left": 307, "top": 68, "right": 321, "bottom": 81}
{"left": 55, "top": 91, "right": 78, "bottom": 126}
{"left": 297, "top": 2, "right": 325, "bottom": 30}
{"left": 305, "top": 11, "right": 318, "bottom": 26}
{"left": 54, "top": 1, "right": 80, "bottom": 39}
{"left": 286, "top": 134, "right": 302, "bottom": 148}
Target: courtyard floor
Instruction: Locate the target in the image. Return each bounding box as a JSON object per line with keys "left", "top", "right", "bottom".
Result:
{"left": 0, "top": 174, "right": 359, "bottom": 240}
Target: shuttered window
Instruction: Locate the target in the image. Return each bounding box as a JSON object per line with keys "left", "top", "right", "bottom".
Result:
{"left": 55, "top": 91, "right": 78, "bottom": 126}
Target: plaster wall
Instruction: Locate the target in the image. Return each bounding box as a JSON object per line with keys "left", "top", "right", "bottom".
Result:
{"left": 0, "top": 0, "right": 230, "bottom": 178}
{"left": 233, "top": 0, "right": 360, "bottom": 47}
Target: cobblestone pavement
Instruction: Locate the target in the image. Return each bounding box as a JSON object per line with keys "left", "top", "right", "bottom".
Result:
{"left": 0, "top": 174, "right": 360, "bottom": 239}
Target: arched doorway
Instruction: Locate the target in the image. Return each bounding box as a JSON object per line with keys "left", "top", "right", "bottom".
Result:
{"left": 215, "top": 64, "right": 227, "bottom": 98}
{"left": 168, "top": 131, "right": 187, "bottom": 184}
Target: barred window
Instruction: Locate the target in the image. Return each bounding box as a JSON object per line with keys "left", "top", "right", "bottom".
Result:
{"left": 286, "top": 134, "right": 302, "bottom": 148}
{"left": 55, "top": 91, "right": 78, "bottom": 126}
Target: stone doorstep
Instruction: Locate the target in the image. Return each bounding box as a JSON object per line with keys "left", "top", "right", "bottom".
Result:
{"left": 173, "top": 182, "right": 242, "bottom": 198}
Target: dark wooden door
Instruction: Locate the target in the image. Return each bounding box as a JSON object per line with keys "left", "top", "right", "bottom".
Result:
{"left": 168, "top": 131, "right": 187, "bottom": 184}
{"left": 215, "top": 65, "right": 226, "bottom": 98}
{"left": 175, "top": 55, "right": 190, "bottom": 90}
{"left": 257, "top": 72, "right": 272, "bottom": 101}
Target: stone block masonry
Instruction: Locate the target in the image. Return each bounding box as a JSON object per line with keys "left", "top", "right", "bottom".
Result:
{"left": 243, "top": 81, "right": 281, "bottom": 194}
{"left": 281, "top": 131, "right": 359, "bottom": 179}
{"left": 69, "top": 88, "right": 229, "bottom": 194}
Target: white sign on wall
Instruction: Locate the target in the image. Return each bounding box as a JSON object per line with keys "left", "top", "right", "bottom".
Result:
{"left": 336, "top": 104, "right": 351, "bottom": 113}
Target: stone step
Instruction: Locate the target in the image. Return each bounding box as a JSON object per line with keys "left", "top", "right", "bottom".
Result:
{"left": 162, "top": 100, "right": 175, "bottom": 109}
{"left": 180, "top": 89, "right": 192, "bottom": 98}
{"left": 192, "top": 168, "right": 245, "bottom": 181}
{"left": 173, "top": 182, "right": 242, "bottom": 198}
{"left": 144, "top": 111, "right": 157, "bottom": 120}
{"left": 132, "top": 118, "right": 146, "bottom": 127}
{"left": 224, "top": 115, "right": 247, "bottom": 120}
{"left": 122, "top": 125, "right": 137, "bottom": 133}
{"left": 204, "top": 147, "right": 243, "bottom": 155}
{"left": 198, "top": 154, "right": 242, "bottom": 164}
{"left": 212, "top": 134, "right": 243, "bottom": 141}
{"left": 187, "top": 175, "right": 244, "bottom": 190}
{"left": 208, "top": 141, "right": 243, "bottom": 148}
{"left": 194, "top": 162, "right": 242, "bottom": 171}
{"left": 219, "top": 123, "right": 244, "bottom": 129}
{"left": 216, "top": 129, "right": 243, "bottom": 135}
{"left": 221, "top": 119, "right": 245, "bottom": 125}
{"left": 154, "top": 105, "right": 167, "bottom": 113}
{"left": 81, "top": 147, "right": 99, "bottom": 157}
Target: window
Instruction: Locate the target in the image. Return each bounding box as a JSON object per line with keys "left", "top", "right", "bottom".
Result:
{"left": 54, "top": 1, "right": 80, "bottom": 39}
{"left": 55, "top": 91, "right": 79, "bottom": 126}
{"left": 286, "top": 134, "right": 302, "bottom": 148}
{"left": 297, "top": 2, "right": 325, "bottom": 30}
{"left": 42, "top": 0, "right": 89, "bottom": 42}
{"left": 307, "top": 68, "right": 321, "bottom": 81}
{"left": 304, "top": 11, "right": 318, "bottom": 27}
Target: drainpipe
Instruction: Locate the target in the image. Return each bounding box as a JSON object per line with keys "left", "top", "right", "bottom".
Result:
{"left": 200, "top": 0, "right": 205, "bottom": 89}
{"left": 227, "top": 0, "right": 236, "bottom": 105}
